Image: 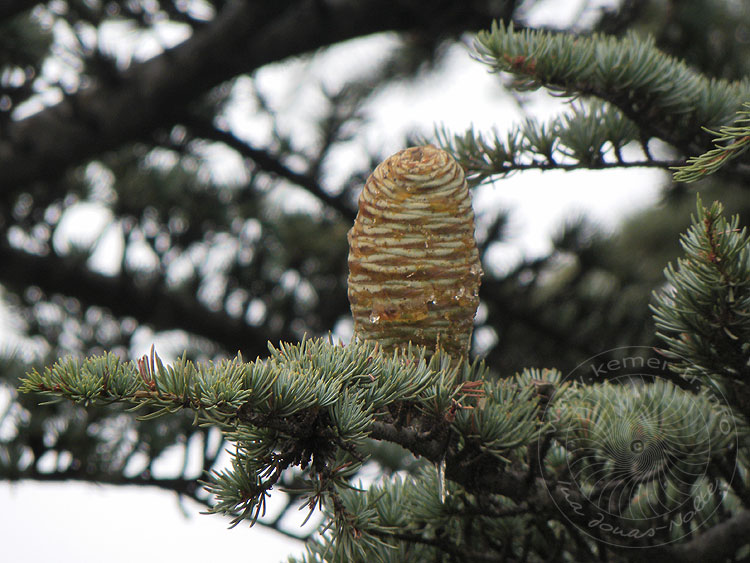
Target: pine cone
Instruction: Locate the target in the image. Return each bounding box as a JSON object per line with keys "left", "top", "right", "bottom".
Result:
{"left": 347, "top": 145, "right": 482, "bottom": 357}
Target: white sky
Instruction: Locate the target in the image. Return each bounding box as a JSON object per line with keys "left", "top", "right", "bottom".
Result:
{"left": 1, "top": 1, "right": 670, "bottom": 561}
{"left": 0, "top": 481, "right": 307, "bottom": 562}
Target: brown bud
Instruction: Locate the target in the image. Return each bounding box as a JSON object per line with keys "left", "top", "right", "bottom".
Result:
{"left": 347, "top": 145, "right": 482, "bottom": 357}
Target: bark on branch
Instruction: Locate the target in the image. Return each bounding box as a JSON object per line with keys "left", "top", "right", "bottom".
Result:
{"left": 0, "top": 0, "right": 39, "bottom": 23}
{"left": 0, "top": 239, "right": 275, "bottom": 356}
{"left": 0, "top": 0, "right": 504, "bottom": 191}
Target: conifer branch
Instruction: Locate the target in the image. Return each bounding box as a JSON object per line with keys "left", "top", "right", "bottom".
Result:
{"left": 16, "top": 203, "right": 750, "bottom": 561}
{"left": 19, "top": 332, "right": 749, "bottom": 559}
{"left": 442, "top": 21, "right": 750, "bottom": 182}
{"left": 652, "top": 197, "right": 750, "bottom": 415}
{"left": 436, "top": 102, "right": 683, "bottom": 184}
{"left": 182, "top": 115, "right": 356, "bottom": 221}
{"left": 16, "top": 193, "right": 750, "bottom": 558}
{"left": 0, "top": 0, "right": 506, "bottom": 192}
{"left": 475, "top": 21, "right": 750, "bottom": 139}
{"left": 673, "top": 103, "right": 750, "bottom": 183}
{"left": 0, "top": 239, "right": 273, "bottom": 357}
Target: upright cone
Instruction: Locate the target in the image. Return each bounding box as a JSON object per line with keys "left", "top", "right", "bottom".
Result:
{"left": 347, "top": 145, "right": 482, "bottom": 357}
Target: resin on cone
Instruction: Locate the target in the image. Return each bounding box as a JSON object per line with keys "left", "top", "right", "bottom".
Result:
{"left": 347, "top": 145, "right": 482, "bottom": 357}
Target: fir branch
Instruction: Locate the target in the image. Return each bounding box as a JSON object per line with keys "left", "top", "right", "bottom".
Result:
{"left": 19, "top": 334, "right": 750, "bottom": 555}
{"left": 368, "top": 421, "right": 446, "bottom": 461}
{"left": 673, "top": 103, "right": 750, "bottom": 183}
{"left": 437, "top": 102, "right": 683, "bottom": 184}
{"left": 466, "top": 21, "right": 750, "bottom": 171}
{"left": 20, "top": 339, "right": 526, "bottom": 524}
{"left": 182, "top": 115, "right": 356, "bottom": 221}
{"left": 0, "top": 0, "right": 508, "bottom": 192}
{"left": 0, "top": 238, "right": 273, "bottom": 358}
{"left": 652, "top": 197, "right": 750, "bottom": 414}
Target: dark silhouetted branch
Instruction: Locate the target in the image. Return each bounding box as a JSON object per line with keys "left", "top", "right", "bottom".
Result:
{"left": 0, "top": 0, "right": 504, "bottom": 192}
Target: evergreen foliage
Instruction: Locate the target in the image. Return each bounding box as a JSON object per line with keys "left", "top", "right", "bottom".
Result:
{"left": 653, "top": 198, "right": 750, "bottom": 415}
{"left": 441, "top": 21, "right": 750, "bottom": 182}
{"left": 19, "top": 200, "right": 750, "bottom": 560}
{"left": 436, "top": 100, "right": 650, "bottom": 185}
{"left": 4, "top": 1, "right": 750, "bottom": 561}
{"left": 673, "top": 104, "right": 750, "bottom": 182}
